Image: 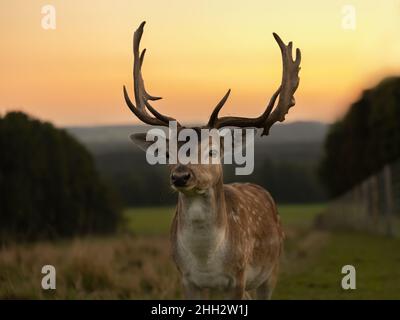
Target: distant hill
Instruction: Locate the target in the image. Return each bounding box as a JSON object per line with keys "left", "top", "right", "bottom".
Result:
{"left": 66, "top": 121, "right": 328, "bottom": 154}
{"left": 65, "top": 121, "right": 329, "bottom": 205}
{"left": 262, "top": 121, "right": 328, "bottom": 143}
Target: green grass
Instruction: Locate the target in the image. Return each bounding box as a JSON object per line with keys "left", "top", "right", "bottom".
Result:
{"left": 278, "top": 203, "right": 326, "bottom": 228}
{"left": 1, "top": 204, "right": 398, "bottom": 299}
{"left": 124, "top": 207, "right": 174, "bottom": 236}
{"left": 124, "top": 204, "right": 400, "bottom": 299}
{"left": 123, "top": 203, "right": 326, "bottom": 236}
{"left": 275, "top": 232, "right": 400, "bottom": 299}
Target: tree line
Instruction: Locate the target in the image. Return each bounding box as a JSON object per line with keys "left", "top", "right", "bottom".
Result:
{"left": 319, "top": 77, "right": 400, "bottom": 197}
{"left": 0, "top": 109, "right": 330, "bottom": 243}
{"left": 0, "top": 112, "right": 121, "bottom": 243}
{"left": 95, "top": 142, "right": 326, "bottom": 206}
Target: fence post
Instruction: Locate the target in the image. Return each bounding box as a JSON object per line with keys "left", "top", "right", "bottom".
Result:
{"left": 383, "top": 164, "right": 394, "bottom": 236}
{"left": 370, "top": 175, "right": 380, "bottom": 232}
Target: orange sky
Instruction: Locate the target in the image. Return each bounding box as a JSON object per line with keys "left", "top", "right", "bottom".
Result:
{"left": 0, "top": 0, "right": 399, "bottom": 126}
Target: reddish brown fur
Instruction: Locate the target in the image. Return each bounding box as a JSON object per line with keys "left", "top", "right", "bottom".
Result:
{"left": 132, "top": 134, "right": 285, "bottom": 299}
{"left": 169, "top": 159, "right": 284, "bottom": 299}
{"left": 126, "top": 22, "right": 299, "bottom": 300}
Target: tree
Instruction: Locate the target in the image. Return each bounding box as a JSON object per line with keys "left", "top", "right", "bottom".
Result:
{"left": 319, "top": 77, "right": 400, "bottom": 197}
{"left": 0, "top": 112, "right": 121, "bottom": 242}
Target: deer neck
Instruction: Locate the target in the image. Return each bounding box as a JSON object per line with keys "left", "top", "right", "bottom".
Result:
{"left": 176, "top": 179, "right": 228, "bottom": 245}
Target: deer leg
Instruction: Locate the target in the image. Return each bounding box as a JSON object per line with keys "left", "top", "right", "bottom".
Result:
{"left": 243, "top": 291, "right": 252, "bottom": 300}
{"left": 256, "top": 264, "right": 279, "bottom": 300}
{"left": 256, "top": 280, "right": 272, "bottom": 300}
{"left": 182, "top": 279, "right": 203, "bottom": 300}
{"left": 226, "top": 287, "right": 245, "bottom": 300}
{"left": 225, "top": 272, "right": 246, "bottom": 300}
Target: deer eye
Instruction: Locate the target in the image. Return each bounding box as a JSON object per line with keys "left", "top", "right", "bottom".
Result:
{"left": 209, "top": 149, "right": 218, "bottom": 157}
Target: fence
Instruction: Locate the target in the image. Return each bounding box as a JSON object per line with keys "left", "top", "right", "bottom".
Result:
{"left": 318, "top": 160, "right": 400, "bottom": 237}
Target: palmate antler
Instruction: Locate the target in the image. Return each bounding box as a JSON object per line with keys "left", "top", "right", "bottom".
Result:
{"left": 123, "top": 22, "right": 301, "bottom": 135}
{"left": 123, "top": 21, "right": 181, "bottom": 127}
{"left": 207, "top": 33, "right": 301, "bottom": 135}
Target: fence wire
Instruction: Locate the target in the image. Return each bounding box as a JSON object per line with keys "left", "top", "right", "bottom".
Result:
{"left": 318, "top": 160, "right": 400, "bottom": 237}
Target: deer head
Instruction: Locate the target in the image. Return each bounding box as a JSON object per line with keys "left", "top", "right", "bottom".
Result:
{"left": 124, "top": 21, "right": 301, "bottom": 195}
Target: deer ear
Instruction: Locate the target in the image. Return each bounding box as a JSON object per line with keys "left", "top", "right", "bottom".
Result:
{"left": 130, "top": 132, "right": 169, "bottom": 153}
{"left": 130, "top": 133, "right": 155, "bottom": 152}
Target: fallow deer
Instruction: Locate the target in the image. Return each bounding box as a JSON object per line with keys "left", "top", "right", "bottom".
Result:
{"left": 123, "top": 22, "right": 301, "bottom": 299}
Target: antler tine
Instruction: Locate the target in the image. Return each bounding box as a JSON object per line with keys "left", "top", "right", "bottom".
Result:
{"left": 207, "top": 89, "right": 231, "bottom": 128}
{"left": 206, "top": 33, "right": 300, "bottom": 136}
{"left": 207, "top": 87, "right": 280, "bottom": 129}
{"left": 123, "top": 21, "right": 180, "bottom": 127}
{"left": 262, "top": 33, "right": 301, "bottom": 135}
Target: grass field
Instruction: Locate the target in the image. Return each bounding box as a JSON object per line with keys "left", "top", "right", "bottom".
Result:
{"left": 276, "top": 232, "right": 400, "bottom": 299}
{"left": 0, "top": 204, "right": 399, "bottom": 299}
{"left": 123, "top": 204, "right": 326, "bottom": 235}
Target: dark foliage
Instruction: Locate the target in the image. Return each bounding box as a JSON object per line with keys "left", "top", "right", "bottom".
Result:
{"left": 94, "top": 142, "right": 326, "bottom": 206}
{"left": 319, "top": 77, "right": 400, "bottom": 197}
{"left": 0, "top": 112, "right": 121, "bottom": 242}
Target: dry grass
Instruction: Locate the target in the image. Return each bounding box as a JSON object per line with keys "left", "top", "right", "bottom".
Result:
{"left": 1, "top": 204, "right": 398, "bottom": 299}
{"left": 1, "top": 204, "right": 326, "bottom": 299}
{"left": 0, "top": 235, "right": 181, "bottom": 299}
{"left": 1, "top": 229, "right": 398, "bottom": 299}
{"left": 0, "top": 227, "right": 329, "bottom": 300}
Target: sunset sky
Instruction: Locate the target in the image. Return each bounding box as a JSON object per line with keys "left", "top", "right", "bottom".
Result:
{"left": 1, "top": 0, "right": 400, "bottom": 127}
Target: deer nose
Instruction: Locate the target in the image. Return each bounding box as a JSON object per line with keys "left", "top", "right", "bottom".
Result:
{"left": 171, "top": 172, "right": 191, "bottom": 187}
